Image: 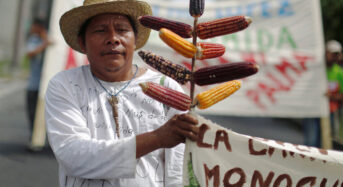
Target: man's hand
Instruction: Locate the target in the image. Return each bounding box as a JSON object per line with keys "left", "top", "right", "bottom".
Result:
{"left": 136, "top": 113, "right": 199, "bottom": 158}
{"left": 153, "top": 113, "right": 199, "bottom": 148}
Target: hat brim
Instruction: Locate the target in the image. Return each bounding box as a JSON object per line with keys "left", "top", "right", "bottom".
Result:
{"left": 60, "top": 1, "right": 152, "bottom": 53}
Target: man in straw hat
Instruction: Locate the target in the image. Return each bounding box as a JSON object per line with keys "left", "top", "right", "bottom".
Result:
{"left": 45, "top": 0, "right": 199, "bottom": 186}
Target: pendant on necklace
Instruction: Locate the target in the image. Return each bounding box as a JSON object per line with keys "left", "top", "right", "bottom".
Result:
{"left": 108, "top": 95, "right": 120, "bottom": 138}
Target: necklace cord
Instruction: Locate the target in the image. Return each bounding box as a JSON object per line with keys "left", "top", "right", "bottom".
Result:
{"left": 92, "top": 64, "right": 139, "bottom": 97}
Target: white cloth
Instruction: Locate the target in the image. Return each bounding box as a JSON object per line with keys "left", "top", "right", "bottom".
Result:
{"left": 45, "top": 65, "right": 186, "bottom": 187}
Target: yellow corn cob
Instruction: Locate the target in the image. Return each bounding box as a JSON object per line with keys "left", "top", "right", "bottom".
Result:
{"left": 159, "top": 28, "right": 197, "bottom": 58}
{"left": 195, "top": 80, "right": 241, "bottom": 109}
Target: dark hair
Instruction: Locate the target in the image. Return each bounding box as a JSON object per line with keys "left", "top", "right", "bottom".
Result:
{"left": 77, "top": 14, "right": 137, "bottom": 45}
{"left": 32, "top": 18, "right": 46, "bottom": 29}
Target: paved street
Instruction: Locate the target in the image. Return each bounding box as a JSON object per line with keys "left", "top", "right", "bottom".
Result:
{"left": 0, "top": 78, "right": 59, "bottom": 187}
{"left": 0, "top": 77, "right": 305, "bottom": 187}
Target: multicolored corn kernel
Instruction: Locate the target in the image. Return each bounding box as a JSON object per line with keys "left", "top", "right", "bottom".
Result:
{"left": 195, "top": 80, "right": 241, "bottom": 109}
{"left": 193, "top": 62, "right": 259, "bottom": 86}
{"left": 189, "top": 0, "right": 205, "bottom": 18}
{"left": 159, "top": 28, "right": 197, "bottom": 58}
{"left": 196, "top": 16, "right": 252, "bottom": 39}
{"left": 140, "top": 82, "right": 191, "bottom": 111}
{"left": 196, "top": 42, "right": 226, "bottom": 60}
{"left": 138, "top": 50, "right": 191, "bottom": 85}
{"left": 138, "top": 16, "right": 193, "bottom": 38}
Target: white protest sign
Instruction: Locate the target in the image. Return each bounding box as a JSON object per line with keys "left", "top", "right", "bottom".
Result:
{"left": 144, "top": 0, "right": 328, "bottom": 117}
{"left": 183, "top": 114, "right": 343, "bottom": 187}
{"left": 40, "top": 0, "right": 328, "bottom": 119}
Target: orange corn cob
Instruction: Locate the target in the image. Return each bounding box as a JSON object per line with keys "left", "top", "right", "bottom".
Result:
{"left": 189, "top": 0, "right": 205, "bottom": 18}
{"left": 138, "top": 50, "right": 191, "bottom": 85}
{"left": 195, "top": 80, "right": 241, "bottom": 109}
{"left": 197, "top": 16, "right": 252, "bottom": 39}
{"left": 140, "top": 82, "right": 191, "bottom": 111}
{"left": 196, "top": 42, "right": 226, "bottom": 60}
{"left": 159, "top": 28, "right": 197, "bottom": 58}
{"left": 194, "top": 62, "right": 259, "bottom": 86}
{"left": 138, "top": 16, "right": 193, "bottom": 38}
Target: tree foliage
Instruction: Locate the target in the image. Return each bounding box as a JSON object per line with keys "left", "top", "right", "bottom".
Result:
{"left": 321, "top": 0, "right": 343, "bottom": 44}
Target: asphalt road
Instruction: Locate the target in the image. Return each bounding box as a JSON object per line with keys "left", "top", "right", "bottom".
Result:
{"left": 0, "top": 78, "right": 305, "bottom": 187}
{"left": 0, "top": 79, "right": 59, "bottom": 187}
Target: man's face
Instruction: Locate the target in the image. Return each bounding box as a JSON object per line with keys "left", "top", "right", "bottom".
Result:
{"left": 80, "top": 13, "right": 136, "bottom": 81}
{"left": 326, "top": 51, "right": 343, "bottom": 66}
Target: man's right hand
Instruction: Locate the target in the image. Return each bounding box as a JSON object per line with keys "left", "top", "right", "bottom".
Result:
{"left": 136, "top": 113, "right": 199, "bottom": 158}
{"left": 152, "top": 113, "right": 199, "bottom": 148}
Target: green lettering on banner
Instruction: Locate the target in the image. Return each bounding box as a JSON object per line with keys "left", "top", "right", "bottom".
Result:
{"left": 244, "top": 30, "right": 252, "bottom": 51}
{"left": 221, "top": 34, "right": 240, "bottom": 51}
{"left": 257, "top": 29, "right": 273, "bottom": 52}
{"left": 277, "top": 27, "right": 297, "bottom": 49}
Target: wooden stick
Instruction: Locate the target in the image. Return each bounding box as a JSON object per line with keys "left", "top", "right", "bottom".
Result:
{"left": 190, "top": 17, "right": 198, "bottom": 111}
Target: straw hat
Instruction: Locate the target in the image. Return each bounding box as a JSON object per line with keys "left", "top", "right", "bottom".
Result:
{"left": 60, "top": 0, "right": 152, "bottom": 53}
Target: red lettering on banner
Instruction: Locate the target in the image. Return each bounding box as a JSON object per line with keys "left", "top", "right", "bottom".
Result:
{"left": 182, "top": 60, "right": 192, "bottom": 70}
{"left": 197, "top": 124, "right": 212, "bottom": 148}
{"left": 246, "top": 89, "right": 266, "bottom": 109}
{"left": 214, "top": 130, "right": 232, "bottom": 151}
{"left": 242, "top": 52, "right": 257, "bottom": 64}
{"left": 273, "top": 174, "right": 292, "bottom": 187}
{"left": 204, "top": 164, "right": 220, "bottom": 187}
{"left": 197, "top": 124, "right": 232, "bottom": 152}
{"left": 248, "top": 138, "right": 329, "bottom": 160}
{"left": 218, "top": 56, "right": 231, "bottom": 64}
{"left": 320, "top": 178, "right": 327, "bottom": 187}
{"left": 246, "top": 53, "right": 314, "bottom": 109}
{"left": 223, "top": 168, "right": 246, "bottom": 187}
{"left": 275, "top": 58, "right": 302, "bottom": 84}
{"left": 266, "top": 73, "right": 291, "bottom": 92}
{"left": 249, "top": 139, "right": 267, "bottom": 155}
{"left": 241, "top": 52, "right": 267, "bottom": 65}
{"left": 65, "top": 48, "right": 77, "bottom": 70}
{"left": 201, "top": 165, "right": 341, "bottom": 187}
{"left": 200, "top": 59, "right": 210, "bottom": 67}
{"left": 333, "top": 180, "right": 339, "bottom": 187}
{"left": 296, "top": 177, "right": 316, "bottom": 187}
{"left": 251, "top": 170, "right": 274, "bottom": 187}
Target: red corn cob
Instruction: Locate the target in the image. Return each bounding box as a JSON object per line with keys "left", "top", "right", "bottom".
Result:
{"left": 138, "top": 50, "right": 191, "bottom": 85}
{"left": 140, "top": 82, "right": 191, "bottom": 111}
{"left": 138, "top": 16, "right": 193, "bottom": 38}
{"left": 194, "top": 62, "right": 259, "bottom": 86}
{"left": 196, "top": 42, "right": 226, "bottom": 60}
{"left": 196, "top": 16, "right": 252, "bottom": 40}
{"left": 189, "top": 0, "right": 205, "bottom": 18}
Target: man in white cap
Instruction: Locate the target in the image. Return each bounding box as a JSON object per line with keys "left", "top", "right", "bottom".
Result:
{"left": 45, "top": 0, "right": 199, "bottom": 186}
{"left": 326, "top": 40, "right": 343, "bottom": 137}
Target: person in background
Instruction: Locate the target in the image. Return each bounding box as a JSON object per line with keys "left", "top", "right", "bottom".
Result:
{"left": 325, "top": 40, "right": 343, "bottom": 138}
{"left": 301, "top": 40, "right": 343, "bottom": 148}
{"left": 45, "top": 0, "right": 199, "bottom": 186}
{"left": 25, "top": 18, "right": 51, "bottom": 139}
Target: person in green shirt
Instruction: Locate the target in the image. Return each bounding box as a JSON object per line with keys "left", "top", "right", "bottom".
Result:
{"left": 326, "top": 40, "right": 343, "bottom": 137}
{"left": 302, "top": 40, "right": 343, "bottom": 148}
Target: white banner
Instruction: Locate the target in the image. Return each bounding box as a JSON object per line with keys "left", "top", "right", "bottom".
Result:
{"left": 41, "top": 0, "right": 328, "bottom": 117}
{"left": 183, "top": 114, "right": 343, "bottom": 187}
